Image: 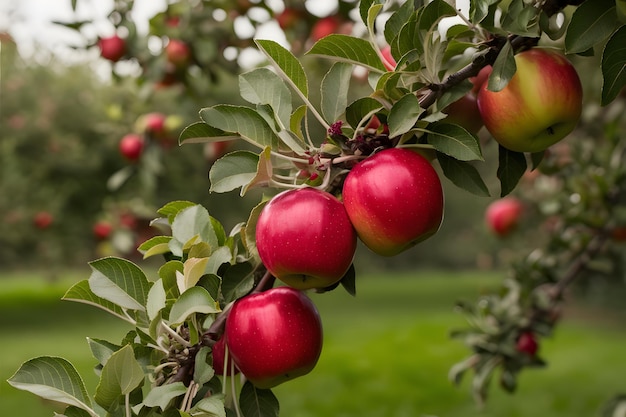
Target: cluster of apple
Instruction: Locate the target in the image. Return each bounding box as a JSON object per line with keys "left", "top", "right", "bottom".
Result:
{"left": 118, "top": 112, "right": 183, "bottom": 162}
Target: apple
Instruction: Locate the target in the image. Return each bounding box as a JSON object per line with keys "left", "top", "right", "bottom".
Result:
{"left": 140, "top": 112, "right": 166, "bottom": 135}
{"left": 225, "top": 287, "right": 323, "bottom": 389}
{"left": 33, "top": 211, "right": 53, "bottom": 229}
{"left": 516, "top": 331, "right": 539, "bottom": 356}
{"left": 477, "top": 48, "right": 583, "bottom": 153}
{"left": 93, "top": 221, "right": 113, "bottom": 240}
{"left": 119, "top": 134, "right": 144, "bottom": 161}
{"left": 276, "top": 8, "right": 304, "bottom": 30}
{"left": 211, "top": 337, "right": 239, "bottom": 376}
{"left": 381, "top": 45, "right": 396, "bottom": 71}
{"left": 485, "top": 197, "right": 523, "bottom": 237}
{"left": 342, "top": 148, "right": 444, "bottom": 256}
{"left": 255, "top": 187, "right": 357, "bottom": 290}
{"left": 443, "top": 66, "right": 492, "bottom": 134}
{"left": 204, "top": 141, "right": 231, "bottom": 162}
{"left": 310, "top": 16, "right": 341, "bottom": 41}
{"left": 98, "top": 35, "right": 126, "bottom": 62}
{"left": 165, "top": 39, "right": 191, "bottom": 67}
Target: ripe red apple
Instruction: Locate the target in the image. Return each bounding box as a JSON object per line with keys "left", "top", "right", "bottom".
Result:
{"left": 516, "top": 331, "right": 539, "bottom": 356}
{"left": 212, "top": 337, "right": 239, "bottom": 376}
{"left": 477, "top": 48, "right": 582, "bottom": 153}
{"left": 225, "top": 287, "right": 323, "bottom": 389}
{"left": 342, "top": 148, "right": 444, "bottom": 256}
{"left": 98, "top": 35, "right": 126, "bottom": 62}
{"left": 443, "top": 66, "right": 492, "bottom": 134}
{"left": 33, "top": 211, "right": 53, "bottom": 229}
{"left": 93, "top": 221, "right": 113, "bottom": 240}
{"left": 165, "top": 39, "right": 191, "bottom": 67}
{"left": 141, "top": 112, "right": 166, "bottom": 135}
{"left": 119, "top": 134, "right": 144, "bottom": 162}
{"left": 256, "top": 187, "right": 357, "bottom": 290}
{"left": 310, "top": 16, "right": 341, "bottom": 41}
{"left": 485, "top": 197, "right": 523, "bottom": 237}
{"left": 381, "top": 45, "right": 396, "bottom": 71}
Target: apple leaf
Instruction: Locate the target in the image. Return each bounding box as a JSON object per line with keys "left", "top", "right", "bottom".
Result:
{"left": 142, "top": 382, "right": 187, "bottom": 410}
{"left": 200, "top": 105, "right": 280, "bottom": 150}
{"left": 470, "top": 0, "right": 499, "bottom": 23}
{"left": 255, "top": 39, "right": 308, "bottom": 98}
{"left": 221, "top": 261, "right": 256, "bottom": 304}
{"left": 191, "top": 394, "right": 226, "bottom": 417}
{"left": 359, "top": 0, "right": 384, "bottom": 25}
{"left": 487, "top": 41, "right": 516, "bottom": 92}
{"left": 157, "top": 200, "right": 197, "bottom": 223}
{"left": 346, "top": 97, "right": 384, "bottom": 129}
{"left": 239, "top": 68, "right": 292, "bottom": 129}
{"left": 138, "top": 236, "right": 172, "bottom": 259}
{"left": 107, "top": 166, "right": 134, "bottom": 192}
{"left": 500, "top": 0, "right": 541, "bottom": 37}
{"left": 63, "top": 279, "right": 130, "bottom": 322}
{"left": 437, "top": 153, "right": 490, "bottom": 196}
{"left": 169, "top": 286, "right": 221, "bottom": 325}
{"left": 321, "top": 62, "right": 353, "bottom": 124}
{"left": 387, "top": 93, "right": 422, "bottom": 138}
{"left": 8, "top": 357, "right": 96, "bottom": 416}
{"left": 384, "top": 0, "right": 414, "bottom": 46}
{"left": 209, "top": 151, "right": 259, "bottom": 194}
{"left": 243, "top": 199, "right": 268, "bottom": 260}
{"left": 57, "top": 405, "right": 95, "bottom": 417}
{"left": 241, "top": 146, "right": 273, "bottom": 196}
{"left": 169, "top": 205, "right": 219, "bottom": 257}
{"left": 87, "top": 338, "right": 121, "bottom": 368}
{"left": 497, "top": 146, "right": 527, "bottom": 197}
{"left": 417, "top": 0, "right": 457, "bottom": 33}
{"left": 178, "top": 121, "right": 238, "bottom": 145}
{"left": 94, "top": 345, "right": 144, "bottom": 411}
{"left": 87, "top": 257, "right": 152, "bottom": 312}
{"left": 601, "top": 26, "right": 626, "bottom": 105}
{"left": 340, "top": 264, "right": 357, "bottom": 297}
{"left": 239, "top": 381, "right": 279, "bottom": 417}
{"left": 307, "top": 34, "right": 386, "bottom": 72}
{"left": 158, "top": 260, "right": 183, "bottom": 299}
{"left": 564, "top": 0, "right": 619, "bottom": 55}
{"left": 290, "top": 105, "right": 308, "bottom": 140}
{"left": 427, "top": 123, "right": 484, "bottom": 162}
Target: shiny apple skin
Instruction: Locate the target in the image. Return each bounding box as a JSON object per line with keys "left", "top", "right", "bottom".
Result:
{"left": 225, "top": 287, "right": 323, "bottom": 389}
{"left": 342, "top": 148, "right": 444, "bottom": 257}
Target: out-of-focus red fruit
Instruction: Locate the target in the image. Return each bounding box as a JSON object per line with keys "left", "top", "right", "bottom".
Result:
{"left": 165, "top": 39, "right": 191, "bottom": 67}
{"left": 93, "top": 221, "right": 113, "bottom": 240}
{"left": 119, "top": 134, "right": 144, "bottom": 162}
{"left": 485, "top": 197, "right": 524, "bottom": 237}
{"left": 276, "top": 8, "right": 303, "bottom": 30}
{"left": 310, "top": 16, "right": 341, "bottom": 41}
{"left": 98, "top": 35, "right": 126, "bottom": 62}
{"left": 33, "top": 211, "right": 54, "bottom": 229}
{"left": 516, "top": 331, "right": 539, "bottom": 356}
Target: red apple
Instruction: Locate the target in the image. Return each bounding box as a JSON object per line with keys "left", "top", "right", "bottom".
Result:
{"left": 142, "top": 113, "right": 166, "bottom": 135}
{"left": 342, "top": 148, "right": 444, "bottom": 256}
{"left": 485, "top": 197, "right": 523, "bottom": 237}
{"left": 516, "top": 331, "right": 539, "bottom": 356}
{"left": 255, "top": 187, "right": 357, "bottom": 290}
{"left": 381, "top": 45, "right": 396, "bottom": 71}
{"left": 98, "top": 35, "right": 126, "bottom": 62}
{"left": 276, "top": 8, "right": 304, "bottom": 30}
{"left": 93, "top": 221, "right": 113, "bottom": 240}
{"left": 119, "top": 134, "right": 144, "bottom": 162}
{"left": 33, "top": 211, "right": 53, "bottom": 229}
{"left": 443, "top": 66, "right": 492, "bottom": 134}
{"left": 310, "top": 16, "right": 341, "bottom": 41}
{"left": 225, "top": 287, "right": 323, "bottom": 389}
{"left": 212, "top": 337, "right": 239, "bottom": 376}
{"left": 165, "top": 39, "right": 191, "bottom": 67}
{"left": 477, "top": 48, "right": 582, "bottom": 153}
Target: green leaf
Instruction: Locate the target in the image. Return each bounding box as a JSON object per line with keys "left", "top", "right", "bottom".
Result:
{"left": 307, "top": 34, "right": 386, "bottom": 72}
{"left": 470, "top": 0, "right": 499, "bottom": 23}
{"left": 87, "top": 338, "right": 121, "bottom": 367}
{"left": 209, "top": 151, "right": 260, "bottom": 194}
{"left": 241, "top": 146, "right": 273, "bottom": 195}
{"left": 221, "top": 262, "right": 256, "bottom": 303}
{"left": 500, "top": 0, "right": 541, "bottom": 37}
{"left": 497, "top": 146, "right": 527, "bottom": 197}
{"left": 204, "top": 246, "right": 233, "bottom": 276}
{"left": 359, "top": 0, "right": 384, "bottom": 25}
{"left": 243, "top": 200, "right": 268, "bottom": 259}
{"left": 170, "top": 205, "right": 219, "bottom": 257}
{"left": 487, "top": 41, "right": 516, "bottom": 92}
{"left": 169, "top": 286, "right": 221, "bottom": 325}
{"left": 427, "top": 123, "right": 484, "bottom": 161}
{"left": 138, "top": 236, "right": 172, "bottom": 259}
{"left": 8, "top": 357, "right": 96, "bottom": 416}
{"left": 178, "top": 122, "right": 238, "bottom": 145}
{"left": 437, "top": 153, "right": 490, "bottom": 196}
{"left": 192, "top": 394, "right": 226, "bottom": 417}
{"left": 239, "top": 68, "right": 292, "bottom": 129}
{"left": 384, "top": 1, "right": 415, "bottom": 46}
{"left": 193, "top": 347, "right": 215, "bottom": 385}
{"left": 158, "top": 201, "right": 197, "bottom": 224}
{"left": 387, "top": 93, "right": 422, "bottom": 138}
{"left": 565, "top": 0, "right": 619, "bottom": 54}
{"left": 88, "top": 257, "right": 152, "bottom": 312}
{"left": 158, "top": 260, "right": 184, "bottom": 299}
{"left": 255, "top": 39, "right": 308, "bottom": 97}
{"left": 56, "top": 406, "right": 94, "bottom": 417}
{"left": 200, "top": 105, "right": 280, "bottom": 149}
{"left": 418, "top": 0, "right": 457, "bottom": 33}
{"left": 239, "top": 381, "right": 279, "bottom": 417}
{"left": 601, "top": 26, "right": 626, "bottom": 105}
{"left": 142, "top": 382, "right": 187, "bottom": 410}
{"left": 321, "top": 62, "right": 353, "bottom": 123}
{"left": 63, "top": 279, "right": 128, "bottom": 321}
{"left": 345, "top": 97, "right": 384, "bottom": 129}
{"left": 94, "top": 345, "right": 144, "bottom": 411}
{"left": 290, "top": 105, "right": 308, "bottom": 140}
{"left": 180, "top": 257, "right": 210, "bottom": 293}
{"left": 340, "top": 264, "right": 357, "bottom": 297}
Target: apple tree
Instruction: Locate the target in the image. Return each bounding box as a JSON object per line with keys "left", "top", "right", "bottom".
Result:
{"left": 8, "top": 0, "right": 626, "bottom": 416}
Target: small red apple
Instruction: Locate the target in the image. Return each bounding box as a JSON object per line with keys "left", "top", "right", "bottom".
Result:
{"left": 142, "top": 113, "right": 166, "bottom": 135}
{"left": 119, "top": 134, "right": 144, "bottom": 162}
{"left": 516, "top": 331, "right": 539, "bottom": 356}
{"left": 255, "top": 187, "right": 357, "bottom": 290}
{"left": 310, "top": 16, "right": 341, "bottom": 41}
{"left": 212, "top": 337, "right": 239, "bottom": 376}
{"left": 477, "top": 48, "right": 583, "bottom": 153}
{"left": 165, "top": 39, "right": 191, "bottom": 67}
{"left": 98, "top": 35, "right": 126, "bottom": 62}
{"left": 225, "top": 287, "right": 323, "bottom": 389}
{"left": 93, "top": 221, "right": 113, "bottom": 240}
{"left": 342, "top": 148, "right": 444, "bottom": 256}
{"left": 485, "top": 197, "right": 523, "bottom": 237}
{"left": 33, "top": 211, "right": 53, "bottom": 229}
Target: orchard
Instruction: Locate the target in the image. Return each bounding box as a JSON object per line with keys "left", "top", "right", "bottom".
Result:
{"left": 6, "top": 0, "right": 626, "bottom": 417}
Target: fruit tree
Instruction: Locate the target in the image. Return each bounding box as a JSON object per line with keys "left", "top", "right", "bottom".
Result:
{"left": 8, "top": 0, "right": 626, "bottom": 416}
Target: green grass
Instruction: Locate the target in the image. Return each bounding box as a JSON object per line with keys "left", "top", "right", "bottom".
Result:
{"left": 1, "top": 269, "right": 625, "bottom": 417}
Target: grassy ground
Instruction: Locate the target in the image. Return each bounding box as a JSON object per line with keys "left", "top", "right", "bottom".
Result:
{"left": 1, "top": 269, "right": 625, "bottom": 416}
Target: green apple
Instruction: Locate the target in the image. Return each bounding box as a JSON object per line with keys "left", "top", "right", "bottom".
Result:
{"left": 477, "top": 48, "right": 582, "bottom": 153}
